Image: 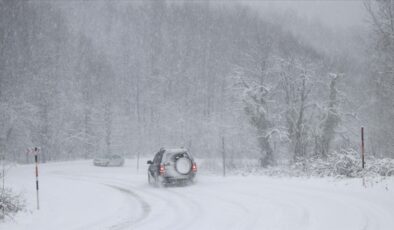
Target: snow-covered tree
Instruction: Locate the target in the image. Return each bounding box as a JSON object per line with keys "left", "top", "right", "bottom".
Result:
{"left": 243, "top": 80, "right": 275, "bottom": 167}
{"left": 314, "top": 74, "right": 341, "bottom": 158}
{"left": 364, "top": 0, "right": 394, "bottom": 157}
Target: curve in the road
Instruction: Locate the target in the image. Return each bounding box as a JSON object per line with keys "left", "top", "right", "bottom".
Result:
{"left": 105, "top": 184, "right": 151, "bottom": 230}
{"left": 48, "top": 166, "right": 394, "bottom": 230}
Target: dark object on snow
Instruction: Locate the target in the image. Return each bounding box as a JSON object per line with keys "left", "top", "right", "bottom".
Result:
{"left": 147, "top": 148, "right": 197, "bottom": 186}
{"left": 93, "top": 154, "right": 125, "bottom": 167}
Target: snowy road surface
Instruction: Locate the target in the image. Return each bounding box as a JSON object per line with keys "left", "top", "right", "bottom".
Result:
{"left": 4, "top": 160, "right": 394, "bottom": 230}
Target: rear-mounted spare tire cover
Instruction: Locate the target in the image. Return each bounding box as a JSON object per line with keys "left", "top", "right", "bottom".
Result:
{"left": 175, "top": 157, "right": 192, "bottom": 174}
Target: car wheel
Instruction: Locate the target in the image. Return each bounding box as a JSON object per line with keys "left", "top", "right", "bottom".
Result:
{"left": 148, "top": 173, "right": 155, "bottom": 185}
{"left": 159, "top": 176, "right": 168, "bottom": 187}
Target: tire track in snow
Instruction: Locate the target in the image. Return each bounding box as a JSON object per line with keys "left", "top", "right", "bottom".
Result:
{"left": 105, "top": 184, "right": 151, "bottom": 230}
{"left": 103, "top": 180, "right": 195, "bottom": 230}
{"left": 179, "top": 181, "right": 310, "bottom": 230}
{"left": 158, "top": 186, "right": 204, "bottom": 230}
{"left": 177, "top": 185, "right": 255, "bottom": 230}
{"left": 229, "top": 180, "right": 384, "bottom": 230}
{"left": 52, "top": 171, "right": 201, "bottom": 230}
{"left": 47, "top": 164, "right": 394, "bottom": 230}
{"left": 51, "top": 172, "right": 152, "bottom": 230}
{"left": 58, "top": 172, "right": 187, "bottom": 230}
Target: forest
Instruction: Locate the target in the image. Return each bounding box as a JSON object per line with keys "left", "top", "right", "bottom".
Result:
{"left": 1, "top": 0, "right": 393, "bottom": 167}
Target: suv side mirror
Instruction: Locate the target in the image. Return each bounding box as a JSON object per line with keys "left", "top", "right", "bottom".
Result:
{"left": 147, "top": 160, "right": 153, "bottom": 164}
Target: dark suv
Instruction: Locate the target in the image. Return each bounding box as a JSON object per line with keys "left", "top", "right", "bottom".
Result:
{"left": 147, "top": 148, "right": 197, "bottom": 186}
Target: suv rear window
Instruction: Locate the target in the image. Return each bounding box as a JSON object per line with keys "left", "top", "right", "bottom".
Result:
{"left": 164, "top": 152, "right": 190, "bottom": 162}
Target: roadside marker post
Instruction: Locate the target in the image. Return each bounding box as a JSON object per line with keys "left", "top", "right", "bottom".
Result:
{"left": 34, "top": 147, "right": 40, "bottom": 210}
{"left": 361, "top": 127, "right": 365, "bottom": 169}
{"left": 222, "top": 136, "right": 226, "bottom": 177}
{"left": 361, "top": 128, "right": 366, "bottom": 187}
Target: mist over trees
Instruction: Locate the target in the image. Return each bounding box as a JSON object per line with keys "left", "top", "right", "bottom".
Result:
{"left": 364, "top": 0, "right": 394, "bottom": 158}
{"left": 0, "top": 0, "right": 393, "bottom": 165}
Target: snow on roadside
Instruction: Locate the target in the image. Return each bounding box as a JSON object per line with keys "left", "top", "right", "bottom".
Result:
{"left": 1, "top": 158, "right": 394, "bottom": 230}
{"left": 2, "top": 161, "right": 141, "bottom": 230}
{"left": 197, "top": 149, "right": 394, "bottom": 179}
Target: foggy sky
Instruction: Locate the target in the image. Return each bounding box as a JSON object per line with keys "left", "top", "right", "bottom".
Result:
{"left": 240, "top": 0, "right": 366, "bottom": 28}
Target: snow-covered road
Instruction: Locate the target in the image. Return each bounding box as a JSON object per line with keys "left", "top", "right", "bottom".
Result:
{"left": 4, "top": 160, "right": 394, "bottom": 230}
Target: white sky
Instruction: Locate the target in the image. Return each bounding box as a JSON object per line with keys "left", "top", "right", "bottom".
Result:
{"left": 239, "top": 0, "right": 367, "bottom": 28}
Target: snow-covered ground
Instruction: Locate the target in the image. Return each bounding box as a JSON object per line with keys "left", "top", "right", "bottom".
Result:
{"left": 3, "top": 159, "right": 394, "bottom": 230}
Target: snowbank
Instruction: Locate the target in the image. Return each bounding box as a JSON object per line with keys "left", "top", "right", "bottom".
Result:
{"left": 197, "top": 149, "right": 394, "bottom": 178}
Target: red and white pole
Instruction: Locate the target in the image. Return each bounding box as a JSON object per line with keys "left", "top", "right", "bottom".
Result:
{"left": 34, "top": 147, "right": 40, "bottom": 210}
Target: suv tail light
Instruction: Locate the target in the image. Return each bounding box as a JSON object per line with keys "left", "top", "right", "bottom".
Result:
{"left": 159, "top": 164, "right": 165, "bottom": 175}
{"left": 192, "top": 162, "right": 197, "bottom": 172}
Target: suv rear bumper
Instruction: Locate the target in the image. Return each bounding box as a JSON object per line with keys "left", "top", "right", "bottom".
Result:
{"left": 162, "top": 173, "right": 195, "bottom": 185}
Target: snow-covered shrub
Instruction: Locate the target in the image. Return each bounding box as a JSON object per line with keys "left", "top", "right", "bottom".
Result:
{"left": 369, "top": 158, "right": 394, "bottom": 176}
{"left": 197, "top": 149, "right": 394, "bottom": 178}
{"left": 0, "top": 188, "right": 25, "bottom": 219}
{"left": 281, "top": 149, "right": 394, "bottom": 178}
